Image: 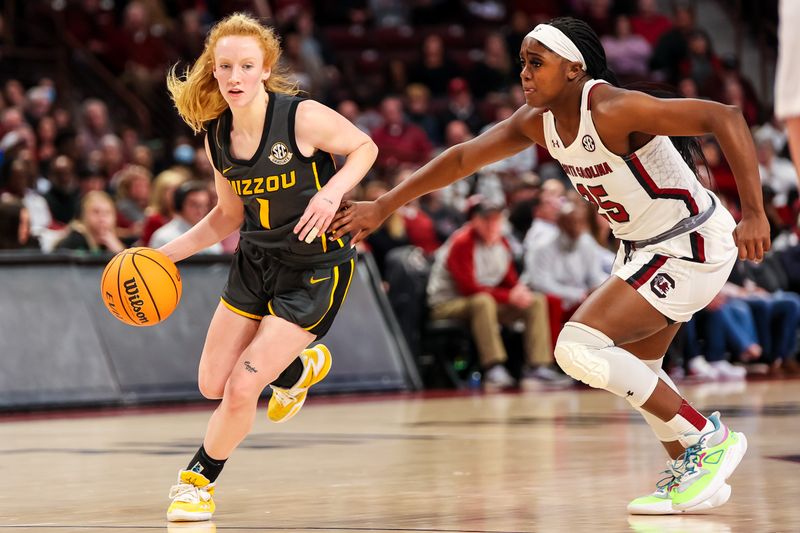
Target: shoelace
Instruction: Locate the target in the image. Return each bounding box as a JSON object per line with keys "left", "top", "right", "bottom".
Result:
{"left": 270, "top": 386, "right": 299, "bottom": 407}
{"left": 654, "top": 421, "right": 719, "bottom": 492}
{"left": 655, "top": 444, "right": 702, "bottom": 492}
{"left": 169, "top": 482, "right": 212, "bottom": 503}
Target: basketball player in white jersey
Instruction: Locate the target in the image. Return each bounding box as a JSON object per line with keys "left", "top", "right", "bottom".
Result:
{"left": 330, "top": 17, "right": 770, "bottom": 514}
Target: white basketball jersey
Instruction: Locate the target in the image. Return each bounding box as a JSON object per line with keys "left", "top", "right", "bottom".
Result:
{"left": 542, "top": 79, "right": 712, "bottom": 241}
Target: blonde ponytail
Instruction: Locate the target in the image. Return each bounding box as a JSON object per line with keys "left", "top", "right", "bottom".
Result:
{"left": 166, "top": 12, "right": 299, "bottom": 134}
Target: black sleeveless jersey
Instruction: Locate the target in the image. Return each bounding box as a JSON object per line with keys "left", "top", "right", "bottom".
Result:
{"left": 207, "top": 92, "right": 355, "bottom": 267}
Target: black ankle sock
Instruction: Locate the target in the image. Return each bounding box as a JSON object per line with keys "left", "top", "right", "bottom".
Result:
{"left": 270, "top": 356, "right": 304, "bottom": 388}
{"left": 186, "top": 445, "right": 227, "bottom": 483}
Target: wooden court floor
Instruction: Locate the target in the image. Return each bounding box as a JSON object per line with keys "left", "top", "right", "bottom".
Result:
{"left": 1, "top": 380, "right": 799, "bottom": 533}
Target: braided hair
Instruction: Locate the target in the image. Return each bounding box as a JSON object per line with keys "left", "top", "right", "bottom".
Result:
{"left": 547, "top": 17, "right": 705, "bottom": 179}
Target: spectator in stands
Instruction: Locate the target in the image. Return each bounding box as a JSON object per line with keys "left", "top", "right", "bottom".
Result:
{"left": 722, "top": 78, "right": 758, "bottom": 127}
{"left": 1, "top": 158, "right": 52, "bottom": 239}
{"left": 282, "top": 30, "right": 328, "bottom": 97}
{"left": 114, "top": 1, "right": 171, "bottom": 100}
{"left": 192, "top": 145, "right": 214, "bottom": 180}
{"left": 55, "top": 190, "right": 124, "bottom": 254}
{"left": 76, "top": 99, "right": 111, "bottom": 159}
{"left": 438, "top": 78, "right": 484, "bottom": 137}
{"left": 44, "top": 155, "right": 80, "bottom": 226}
{"left": 700, "top": 138, "right": 738, "bottom": 208}
{"left": 727, "top": 259, "right": 800, "bottom": 375}
{"left": 363, "top": 180, "right": 409, "bottom": 274}
{"left": 337, "top": 99, "right": 381, "bottom": 135}
{"left": 522, "top": 178, "right": 564, "bottom": 250}
{"left": 150, "top": 180, "right": 221, "bottom": 253}
{"left": 420, "top": 188, "right": 465, "bottom": 249}
{"left": 36, "top": 116, "right": 58, "bottom": 174}
{"left": 0, "top": 199, "right": 37, "bottom": 250}
{"left": 3, "top": 80, "right": 25, "bottom": 108}
{"left": 578, "top": 0, "right": 614, "bottom": 37}
{"left": 505, "top": 10, "right": 532, "bottom": 64}
{"left": 601, "top": 15, "right": 652, "bottom": 80}
{"left": 650, "top": 1, "right": 695, "bottom": 85}
{"left": 691, "top": 296, "right": 758, "bottom": 380}
{"left": 14, "top": 145, "right": 49, "bottom": 196}
{"left": 113, "top": 164, "right": 151, "bottom": 243}
{"left": 173, "top": 8, "right": 206, "bottom": 62}
{"left": 427, "top": 195, "right": 569, "bottom": 389}
{"left": 522, "top": 200, "right": 607, "bottom": 315}
{"left": 478, "top": 104, "right": 538, "bottom": 195}
{"left": 507, "top": 178, "right": 541, "bottom": 247}
{"left": 0, "top": 104, "right": 24, "bottom": 134}
{"left": 140, "top": 168, "right": 189, "bottom": 246}
{"left": 468, "top": 32, "right": 515, "bottom": 100}
{"left": 677, "top": 76, "right": 699, "bottom": 99}
{"left": 23, "top": 85, "right": 53, "bottom": 129}
{"left": 583, "top": 201, "right": 616, "bottom": 273}
{"left": 99, "top": 134, "right": 126, "bottom": 178}
{"left": 409, "top": 34, "right": 461, "bottom": 98}
{"left": 371, "top": 96, "right": 433, "bottom": 170}
{"left": 78, "top": 169, "right": 107, "bottom": 197}
{"left": 405, "top": 84, "right": 442, "bottom": 146}
{"left": 393, "top": 167, "right": 441, "bottom": 256}
{"left": 719, "top": 55, "right": 761, "bottom": 118}
{"left": 631, "top": 0, "right": 673, "bottom": 46}
{"left": 680, "top": 30, "right": 722, "bottom": 98}
{"left": 435, "top": 119, "right": 477, "bottom": 212}
{"left": 756, "top": 130, "right": 798, "bottom": 208}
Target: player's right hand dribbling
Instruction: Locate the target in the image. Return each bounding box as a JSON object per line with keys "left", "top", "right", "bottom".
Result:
{"left": 329, "top": 200, "right": 387, "bottom": 245}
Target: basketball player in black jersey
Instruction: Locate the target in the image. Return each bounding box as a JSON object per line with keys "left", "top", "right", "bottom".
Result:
{"left": 159, "top": 13, "right": 377, "bottom": 522}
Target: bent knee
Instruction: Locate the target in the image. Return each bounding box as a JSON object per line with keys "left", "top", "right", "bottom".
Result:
{"left": 198, "top": 377, "right": 225, "bottom": 400}
{"left": 222, "top": 377, "right": 263, "bottom": 410}
{"left": 554, "top": 322, "right": 615, "bottom": 388}
{"left": 469, "top": 292, "right": 496, "bottom": 311}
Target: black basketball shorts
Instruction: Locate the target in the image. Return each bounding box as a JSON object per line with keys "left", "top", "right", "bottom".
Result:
{"left": 220, "top": 242, "right": 356, "bottom": 338}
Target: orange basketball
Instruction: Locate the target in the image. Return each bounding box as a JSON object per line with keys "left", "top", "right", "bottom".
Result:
{"left": 100, "top": 247, "right": 182, "bottom": 327}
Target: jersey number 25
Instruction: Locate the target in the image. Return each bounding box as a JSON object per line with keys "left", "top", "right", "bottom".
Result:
{"left": 576, "top": 183, "right": 630, "bottom": 223}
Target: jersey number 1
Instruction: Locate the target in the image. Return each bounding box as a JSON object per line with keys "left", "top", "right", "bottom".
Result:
{"left": 576, "top": 183, "right": 630, "bottom": 223}
{"left": 256, "top": 199, "right": 271, "bottom": 229}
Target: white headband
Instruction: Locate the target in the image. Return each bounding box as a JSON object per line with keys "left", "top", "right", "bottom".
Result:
{"left": 526, "top": 24, "right": 586, "bottom": 71}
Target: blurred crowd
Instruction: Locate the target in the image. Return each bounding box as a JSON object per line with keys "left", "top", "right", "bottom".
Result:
{"left": 0, "top": 0, "right": 797, "bottom": 387}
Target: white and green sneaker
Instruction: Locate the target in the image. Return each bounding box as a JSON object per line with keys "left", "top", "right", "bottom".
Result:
{"left": 628, "top": 412, "right": 747, "bottom": 515}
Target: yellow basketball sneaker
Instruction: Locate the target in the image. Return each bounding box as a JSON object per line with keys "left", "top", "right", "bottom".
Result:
{"left": 167, "top": 470, "right": 216, "bottom": 522}
{"left": 267, "top": 344, "right": 332, "bottom": 423}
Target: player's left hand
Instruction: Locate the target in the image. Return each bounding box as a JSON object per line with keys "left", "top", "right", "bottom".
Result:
{"left": 733, "top": 213, "right": 771, "bottom": 262}
{"left": 294, "top": 189, "right": 342, "bottom": 243}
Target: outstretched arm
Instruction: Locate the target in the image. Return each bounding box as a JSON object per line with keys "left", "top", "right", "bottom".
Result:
{"left": 595, "top": 89, "right": 771, "bottom": 261}
{"left": 330, "top": 105, "right": 543, "bottom": 243}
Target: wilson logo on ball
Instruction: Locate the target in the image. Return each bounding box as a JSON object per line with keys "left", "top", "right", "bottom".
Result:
{"left": 101, "top": 247, "right": 182, "bottom": 327}
{"left": 123, "top": 277, "right": 149, "bottom": 324}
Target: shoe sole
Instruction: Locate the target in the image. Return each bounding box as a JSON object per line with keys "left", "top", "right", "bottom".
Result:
{"left": 270, "top": 344, "right": 331, "bottom": 424}
{"left": 673, "top": 431, "right": 748, "bottom": 512}
{"left": 167, "top": 509, "right": 213, "bottom": 522}
{"left": 628, "top": 482, "right": 731, "bottom": 515}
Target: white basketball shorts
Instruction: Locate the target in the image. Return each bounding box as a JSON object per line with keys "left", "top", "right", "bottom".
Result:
{"left": 611, "top": 196, "right": 738, "bottom": 323}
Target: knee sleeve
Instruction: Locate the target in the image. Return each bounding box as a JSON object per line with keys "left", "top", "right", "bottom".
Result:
{"left": 554, "top": 322, "right": 659, "bottom": 407}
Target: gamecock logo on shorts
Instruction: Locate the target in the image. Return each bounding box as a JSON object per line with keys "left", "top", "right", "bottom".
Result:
{"left": 650, "top": 273, "right": 675, "bottom": 299}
